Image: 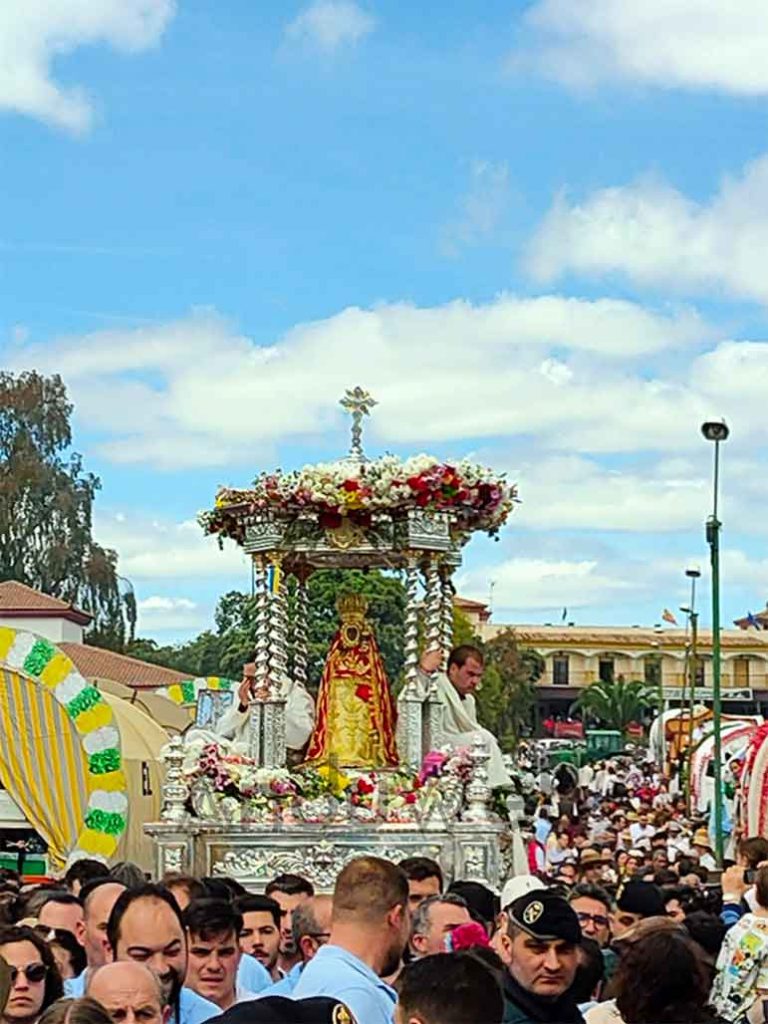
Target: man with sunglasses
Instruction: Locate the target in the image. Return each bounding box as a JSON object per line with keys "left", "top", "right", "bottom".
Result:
{"left": 569, "top": 885, "right": 612, "bottom": 949}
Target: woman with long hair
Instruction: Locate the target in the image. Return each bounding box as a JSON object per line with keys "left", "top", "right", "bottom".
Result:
{"left": 0, "top": 926, "right": 63, "bottom": 1024}
{"left": 613, "top": 929, "right": 716, "bottom": 1024}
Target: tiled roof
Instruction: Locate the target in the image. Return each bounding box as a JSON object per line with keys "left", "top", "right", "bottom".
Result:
{"left": 60, "top": 642, "right": 188, "bottom": 688}
{"left": 0, "top": 580, "right": 91, "bottom": 622}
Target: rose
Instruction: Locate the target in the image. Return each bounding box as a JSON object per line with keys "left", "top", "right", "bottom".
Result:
{"left": 404, "top": 792, "right": 418, "bottom": 804}
{"left": 357, "top": 778, "right": 375, "bottom": 795}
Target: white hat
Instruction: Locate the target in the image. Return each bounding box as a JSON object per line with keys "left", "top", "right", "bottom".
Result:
{"left": 500, "top": 874, "right": 547, "bottom": 909}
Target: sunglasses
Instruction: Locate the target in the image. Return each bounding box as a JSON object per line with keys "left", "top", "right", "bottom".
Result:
{"left": 9, "top": 963, "right": 48, "bottom": 984}
{"left": 575, "top": 912, "right": 610, "bottom": 928}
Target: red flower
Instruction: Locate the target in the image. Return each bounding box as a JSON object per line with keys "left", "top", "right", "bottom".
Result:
{"left": 342, "top": 479, "right": 360, "bottom": 491}
{"left": 355, "top": 684, "right": 372, "bottom": 702}
{"left": 416, "top": 491, "right": 431, "bottom": 507}
{"left": 407, "top": 475, "right": 429, "bottom": 492}
{"left": 404, "top": 792, "right": 417, "bottom": 804}
{"left": 357, "top": 779, "right": 375, "bottom": 795}
{"left": 319, "top": 511, "right": 343, "bottom": 529}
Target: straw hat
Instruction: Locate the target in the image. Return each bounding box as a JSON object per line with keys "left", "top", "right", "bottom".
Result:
{"left": 692, "top": 828, "right": 713, "bottom": 850}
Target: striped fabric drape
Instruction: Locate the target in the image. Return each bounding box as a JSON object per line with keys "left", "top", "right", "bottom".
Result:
{"left": 0, "top": 668, "right": 89, "bottom": 867}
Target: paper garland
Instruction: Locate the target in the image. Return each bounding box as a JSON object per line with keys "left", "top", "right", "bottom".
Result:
{"left": 0, "top": 626, "right": 127, "bottom": 864}
{"left": 157, "top": 676, "right": 235, "bottom": 707}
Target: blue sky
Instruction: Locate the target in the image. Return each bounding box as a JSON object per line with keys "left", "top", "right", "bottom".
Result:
{"left": 3, "top": 0, "right": 768, "bottom": 641}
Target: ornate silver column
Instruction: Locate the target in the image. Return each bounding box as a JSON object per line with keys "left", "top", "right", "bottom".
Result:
{"left": 462, "top": 735, "right": 493, "bottom": 823}
{"left": 403, "top": 554, "right": 421, "bottom": 692}
{"left": 423, "top": 677, "right": 445, "bottom": 753}
{"left": 253, "top": 555, "right": 270, "bottom": 687}
{"left": 439, "top": 562, "right": 455, "bottom": 665}
{"left": 261, "top": 694, "right": 288, "bottom": 767}
{"left": 161, "top": 736, "right": 189, "bottom": 824}
{"left": 292, "top": 570, "right": 310, "bottom": 691}
{"left": 423, "top": 554, "right": 442, "bottom": 654}
{"left": 267, "top": 553, "right": 288, "bottom": 686}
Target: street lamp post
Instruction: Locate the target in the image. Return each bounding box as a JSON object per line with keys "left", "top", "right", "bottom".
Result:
{"left": 702, "top": 419, "right": 730, "bottom": 866}
{"left": 681, "top": 566, "right": 701, "bottom": 811}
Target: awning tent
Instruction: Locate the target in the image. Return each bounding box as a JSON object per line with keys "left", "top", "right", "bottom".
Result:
{"left": 0, "top": 627, "right": 168, "bottom": 871}
{"left": 96, "top": 678, "right": 190, "bottom": 734}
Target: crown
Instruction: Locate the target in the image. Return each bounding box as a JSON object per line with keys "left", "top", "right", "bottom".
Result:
{"left": 336, "top": 593, "right": 369, "bottom": 619}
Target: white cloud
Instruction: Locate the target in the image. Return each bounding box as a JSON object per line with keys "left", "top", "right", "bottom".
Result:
{"left": 12, "top": 298, "right": 713, "bottom": 468}
{"left": 285, "top": 1, "right": 374, "bottom": 53}
{"left": 459, "top": 555, "right": 634, "bottom": 612}
{"left": 0, "top": 0, "right": 175, "bottom": 134}
{"left": 135, "top": 595, "right": 207, "bottom": 634}
{"left": 95, "top": 511, "right": 250, "bottom": 580}
{"left": 512, "top": 455, "right": 708, "bottom": 532}
{"left": 527, "top": 156, "right": 768, "bottom": 304}
{"left": 515, "top": 0, "right": 768, "bottom": 95}
{"left": 441, "top": 161, "right": 511, "bottom": 256}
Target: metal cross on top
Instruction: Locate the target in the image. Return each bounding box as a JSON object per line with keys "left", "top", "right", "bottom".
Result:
{"left": 339, "top": 385, "right": 377, "bottom": 460}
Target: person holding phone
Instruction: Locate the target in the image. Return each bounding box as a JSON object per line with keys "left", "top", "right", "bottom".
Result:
{"left": 712, "top": 865, "right": 768, "bottom": 1022}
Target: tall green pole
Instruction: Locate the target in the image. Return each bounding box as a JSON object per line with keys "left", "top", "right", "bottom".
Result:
{"left": 686, "top": 609, "right": 698, "bottom": 811}
{"left": 706, "top": 435, "right": 725, "bottom": 865}
{"left": 709, "top": 515, "right": 723, "bottom": 864}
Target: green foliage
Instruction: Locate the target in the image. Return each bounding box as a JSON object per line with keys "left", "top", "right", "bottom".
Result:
{"left": 0, "top": 371, "right": 129, "bottom": 648}
{"left": 301, "top": 569, "right": 406, "bottom": 689}
{"left": 477, "top": 628, "right": 544, "bottom": 751}
{"left": 127, "top": 569, "right": 407, "bottom": 689}
{"left": 125, "top": 632, "right": 225, "bottom": 677}
{"left": 574, "top": 675, "right": 656, "bottom": 732}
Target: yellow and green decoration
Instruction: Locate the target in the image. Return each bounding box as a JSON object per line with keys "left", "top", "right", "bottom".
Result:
{"left": 157, "top": 676, "right": 236, "bottom": 707}
{"left": 0, "top": 627, "right": 127, "bottom": 866}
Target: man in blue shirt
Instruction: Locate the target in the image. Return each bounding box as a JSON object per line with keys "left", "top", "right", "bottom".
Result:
{"left": 106, "top": 884, "right": 218, "bottom": 1024}
{"left": 64, "top": 878, "right": 128, "bottom": 997}
{"left": 293, "top": 856, "right": 410, "bottom": 1024}
{"left": 263, "top": 895, "right": 333, "bottom": 997}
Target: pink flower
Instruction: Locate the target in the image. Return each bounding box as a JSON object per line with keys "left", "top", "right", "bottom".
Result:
{"left": 419, "top": 751, "right": 448, "bottom": 784}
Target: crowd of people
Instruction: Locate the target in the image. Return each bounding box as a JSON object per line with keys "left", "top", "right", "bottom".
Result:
{"left": 2, "top": 750, "right": 768, "bottom": 1023}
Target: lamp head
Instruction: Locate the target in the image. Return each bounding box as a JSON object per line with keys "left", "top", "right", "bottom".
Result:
{"left": 701, "top": 419, "right": 729, "bottom": 443}
{"left": 685, "top": 565, "right": 702, "bottom": 579}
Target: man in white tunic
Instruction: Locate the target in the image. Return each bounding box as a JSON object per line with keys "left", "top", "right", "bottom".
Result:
{"left": 214, "top": 662, "right": 315, "bottom": 753}
{"left": 417, "top": 645, "right": 512, "bottom": 788}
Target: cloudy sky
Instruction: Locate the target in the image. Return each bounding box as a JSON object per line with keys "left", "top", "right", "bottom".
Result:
{"left": 3, "top": 0, "right": 768, "bottom": 641}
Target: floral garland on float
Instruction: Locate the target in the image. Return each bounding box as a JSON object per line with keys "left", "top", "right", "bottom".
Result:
{"left": 175, "top": 740, "right": 475, "bottom": 825}
{"left": 199, "top": 454, "right": 516, "bottom": 544}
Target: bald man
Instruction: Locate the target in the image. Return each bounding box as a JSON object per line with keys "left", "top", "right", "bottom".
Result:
{"left": 264, "top": 895, "right": 333, "bottom": 997}
{"left": 88, "top": 961, "right": 170, "bottom": 1024}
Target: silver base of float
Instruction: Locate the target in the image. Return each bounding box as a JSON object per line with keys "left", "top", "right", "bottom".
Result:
{"left": 144, "top": 733, "right": 517, "bottom": 891}
{"left": 144, "top": 819, "right": 508, "bottom": 892}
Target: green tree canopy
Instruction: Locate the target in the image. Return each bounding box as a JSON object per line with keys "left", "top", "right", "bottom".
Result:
{"left": 573, "top": 675, "right": 656, "bottom": 732}
{"left": 0, "top": 371, "right": 130, "bottom": 648}
{"left": 128, "top": 568, "right": 407, "bottom": 688}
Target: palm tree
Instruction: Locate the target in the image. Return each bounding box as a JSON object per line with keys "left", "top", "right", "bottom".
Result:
{"left": 573, "top": 675, "right": 656, "bottom": 733}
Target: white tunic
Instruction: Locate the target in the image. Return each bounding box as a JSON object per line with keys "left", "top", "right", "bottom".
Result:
{"left": 214, "top": 682, "right": 316, "bottom": 751}
{"left": 424, "top": 671, "right": 512, "bottom": 788}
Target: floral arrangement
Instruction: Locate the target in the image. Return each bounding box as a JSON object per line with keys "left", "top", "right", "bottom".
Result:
{"left": 179, "top": 741, "right": 475, "bottom": 824}
{"left": 199, "top": 454, "right": 516, "bottom": 543}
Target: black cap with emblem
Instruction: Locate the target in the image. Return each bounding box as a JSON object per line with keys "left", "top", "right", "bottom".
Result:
{"left": 509, "top": 889, "right": 581, "bottom": 945}
{"left": 204, "top": 996, "right": 357, "bottom": 1024}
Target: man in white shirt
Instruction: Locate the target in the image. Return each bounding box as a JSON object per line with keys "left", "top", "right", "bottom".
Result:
{"left": 213, "top": 663, "right": 315, "bottom": 754}
{"left": 629, "top": 812, "right": 654, "bottom": 846}
{"left": 413, "top": 646, "right": 512, "bottom": 788}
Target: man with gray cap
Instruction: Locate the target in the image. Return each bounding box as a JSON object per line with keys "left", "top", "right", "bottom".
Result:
{"left": 497, "top": 889, "right": 584, "bottom": 1024}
